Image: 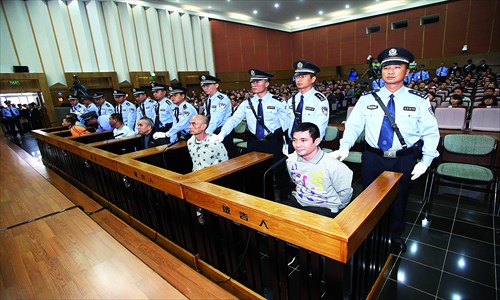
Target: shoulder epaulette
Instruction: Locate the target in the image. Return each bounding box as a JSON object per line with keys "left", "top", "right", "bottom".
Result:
{"left": 362, "top": 91, "right": 372, "bottom": 96}
{"left": 314, "top": 92, "right": 327, "bottom": 101}
{"left": 125, "top": 102, "right": 131, "bottom": 106}
{"left": 217, "top": 94, "right": 224, "bottom": 100}
{"left": 272, "top": 95, "right": 281, "bottom": 101}
{"left": 408, "top": 89, "right": 428, "bottom": 98}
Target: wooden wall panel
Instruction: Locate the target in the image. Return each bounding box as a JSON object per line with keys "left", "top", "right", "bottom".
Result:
{"left": 302, "top": 29, "right": 315, "bottom": 61}
{"left": 340, "top": 23, "right": 355, "bottom": 65}
{"left": 211, "top": 21, "right": 230, "bottom": 73}
{"left": 278, "top": 31, "right": 293, "bottom": 69}
{"left": 253, "top": 27, "right": 268, "bottom": 70}
{"left": 442, "top": 1, "right": 469, "bottom": 57}
{"left": 467, "top": 0, "right": 495, "bottom": 54}
{"left": 313, "top": 27, "right": 328, "bottom": 67}
{"left": 211, "top": 0, "right": 499, "bottom": 74}
{"left": 240, "top": 25, "right": 255, "bottom": 71}
{"left": 404, "top": 8, "right": 425, "bottom": 58}
{"left": 355, "top": 19, "right": 371, "bottom": 63}
{"left": 368, "top": 15, "right": 388, "bottom": 55}
{"left": 422, "top": 4, "right": 447, "bottom": 58}
{"left": 492, "top": 0, "right": 500, "bottom": 52}
{"left": 327, "top": 26, "right": 341, "bottom": 66}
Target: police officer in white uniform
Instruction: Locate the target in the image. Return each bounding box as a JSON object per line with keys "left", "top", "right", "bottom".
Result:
{"left": 153, "top": 86, "right": 197, "bottom": 144}
{"left": 213, "top": 69, "right": 289, "bottom": 201}
{"left": 285, "top": 60, "right": 329, "bottom": 152}
{"left": 113, "top": 90, "right": 136, "bottom": 130}
{"left": 93, "top": 92, "right": 114, "bottom": 116}
{"left": 199, "top": 74, "right": 236, "bottom": 158}
{"left": 69, "top": 96, "right": 86, "bottom": 123}
{"left": 82, "top": 95, "right": 98, "bottom": 115}
{"left": 151, "top": 83, "right": 174, "bottom": 132}
{"left": 133, "top": 88, "right": 157, "bottom": 132}
{"left": 331, "top": 47, "right": 440, "bottom": 253}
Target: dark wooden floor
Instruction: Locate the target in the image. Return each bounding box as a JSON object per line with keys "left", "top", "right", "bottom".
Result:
{"left": 0, "top": 138, "right": 236, "bottom": 299}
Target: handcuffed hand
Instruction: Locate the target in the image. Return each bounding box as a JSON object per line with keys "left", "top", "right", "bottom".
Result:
{"left": 153, "top": 132, "right": 167, "bottom": 140}
{"left": 411, "top": 162, "right": 428, "bottom": 180}
{"left": 328, "top": 148, "right": 349, "bottom": 161}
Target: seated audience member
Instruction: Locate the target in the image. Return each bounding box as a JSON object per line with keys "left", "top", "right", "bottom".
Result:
{"left": 80, "top": 111, "right": 113, "bottom": 133}
{"left": 446, "top": 87, "right": 471, "bottom": 102}
{"left": 449, "top": 94, "right": 464, "bottom": 106}
{"left": 478, "top": 95, "right": 498, "bottom": 107}
{"left": 62, "top": 116, "right": 90, "bottom": 137}
{"left": 109, "top": 113, "right": 136, "bottom": 139}
{"left": 284, "top": 122, "right": 353, "bottom": 217}
{"left": 137, "top": 117, "right": 168, "bottom": 149}
{"left": 187, "top": 114, "right": 228, "bottom": 172}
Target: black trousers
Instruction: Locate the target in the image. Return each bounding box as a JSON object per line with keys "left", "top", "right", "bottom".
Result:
{"left": 361, "top": 150, "right": 418, "bottom": 239}
{"left": 283, "top": 195, "right": 337, "bottom": 218}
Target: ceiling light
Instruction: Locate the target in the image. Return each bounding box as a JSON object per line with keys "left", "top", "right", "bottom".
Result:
{"left": 208, "top": 6, "right": 212, "bottom": 9}
{"left": 296, "top": 16, "right": 300, "bottom": 20}
{"left": 318, "top": 10, "right": 323, "bottom": 15}
{"left": 253, "top": 10, "right": 258, "bottom": 14}
{"left": 345, "top": 4, "right": 350, "bottom": 9}
{"left": 275, "top": 3, "right": 280, "bottom": 8}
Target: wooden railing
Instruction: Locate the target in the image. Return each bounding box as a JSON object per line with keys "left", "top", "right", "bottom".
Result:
{"left": 32, "top": 127, "right": 402, "bottom": 300}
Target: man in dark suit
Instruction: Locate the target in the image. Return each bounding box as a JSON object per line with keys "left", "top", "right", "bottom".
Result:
{"left": 137, "top": 117, "right": 168, "bottom": 149}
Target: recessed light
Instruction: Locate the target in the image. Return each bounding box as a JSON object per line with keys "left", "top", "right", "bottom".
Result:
{"left": 296, "top": 16, "right": 300, "bottom": 20}
{"left": 319, "top": 10, "right": 323, "bottom": 15}
{"left": 345, "top": 4, "right": 350, "bottom": 8}
{"left": 253, "top": 10, "right": 258, "bottom": 14}
{"left": 274, "top": 3, "right": 279, "bottom": 8}
{"left": 208, "top": 6, "right": 212, "bottom": 9}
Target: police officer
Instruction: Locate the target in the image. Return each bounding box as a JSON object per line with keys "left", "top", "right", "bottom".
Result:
{"left": 435, "top": 62, "right": 448, "bottom": 83}
{"left": 151, "top": 83, "right": 174, "bottom": 132}
{"left": 93, "top": 92, "right": 114, "bottom": 116}
{"left": 113, "top": 90, "right": 136, "bottom": 129}
{"left": 133, "top": 88, "right": 157, "bottom": 132}
{"left": 199, "top": 74, "right": 235, "bottom": 157}
{"left": 285, "top": 60, "right": 329, "bottom": 152}
{"left": 80, "top": 111, "right": 113, "bottom": 132}
{"left": 69, "top": 96, "right": 86, "bottom": 123}
{"left": 81, "top": 95, "right": 98, "bottom": 114}
{"left": 153, "top": 86, "right": 197, "bottom": 144}
{"left": 414, "top": 65, "right": 430, "bottom": 82}
{"left": 372, "top": 73, "right": 385, "bottom": 90}
{"left": 212, "top": 69, "right": 289, "bottom": 201}
{"left": 331, "top": 47, "right": 440, "bottom": 253}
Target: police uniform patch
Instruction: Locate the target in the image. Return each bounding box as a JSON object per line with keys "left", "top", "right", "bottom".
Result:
{"left": 305, "top": 107, "right": 315, "bottom": 111}
{"left": 211, "top": 105, "right": 217, "bottom": 108}
{"left": 183, "top": 111, "right": 189, "bottom": 116}
{"left": 125, "top": 102, "right": 131, "bottom": 106}
{"left": 428, "top": 107, "right": 434, "bottom": 116}
{"left": 289, "top": 105, "right": 294, "bottom": 109}
{"left": 219, "top": 103, "right": 226, "bottom": 109}
{"left": 267, "top": 106, "right": 275, "bottom": 109}
{"left": 315, "top": 92, "right": 327, "bottom": 101}
{"left": 129, "top": 108, "right": 134, "bottom": 112}
{"left": 403, "top": 106, "right": 416, "bottom": 111}
{"left": 408, "top": 89, "right": 428, "bottom": 98}
{"left": 105, "top": 103, "right": 112, "bottom": 107}
{"left": 160, "top": 109, "right": 166, "bottom": 112}
{"left": 217, "top": 94, "right": 224, "bottom": 100}
{"left": 183, "top": 104, "right": 187, "bottom": 109}
{"left": 321, "top": 106, "right": 328, "bottom": 115}
{"left": 367, "top": 105, "right": 378, "bottom": 110}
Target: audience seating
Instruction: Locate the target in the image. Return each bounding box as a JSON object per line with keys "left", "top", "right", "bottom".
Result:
{"left": 322, "top": 126, "right": 339, "bottom": 153}
{"left": 434, "top": 107, "right": 467, "bottom": 130}
{"left": 469, "top": 107, "right": 500, "bottom": 132}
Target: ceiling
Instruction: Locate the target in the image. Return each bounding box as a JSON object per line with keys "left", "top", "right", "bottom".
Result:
{"left": 143, "top": 0, "right": 448, "bottom": 32}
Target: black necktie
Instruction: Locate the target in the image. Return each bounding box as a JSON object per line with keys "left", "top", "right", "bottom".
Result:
{"left": 154, "top": 103, "right": 161, "bottom": 128}
{"left": 206, "top": 98, "right": 211, "bottom": 118}
{"left": 141, "top": 104, "right": 146, "bottom": 116}
{"left": 174, "top": 107, "right": 179, "bottom": 123}
{"left": 378, "top": 94, "right": 395, "bottom": 151}
{"left": 255, "top": 99, "right": 264, "bottom": 139}
{"left": 99, "top": 106, "right": 102, "bottom": 116}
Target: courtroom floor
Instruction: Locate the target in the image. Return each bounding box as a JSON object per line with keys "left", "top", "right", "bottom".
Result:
{"left": 16, "top": 126, "right": 499, "bottom": 300}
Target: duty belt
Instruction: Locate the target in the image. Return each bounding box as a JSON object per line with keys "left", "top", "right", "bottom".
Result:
{"left": 365, "top": 144, "right": 415, "bottom": 158}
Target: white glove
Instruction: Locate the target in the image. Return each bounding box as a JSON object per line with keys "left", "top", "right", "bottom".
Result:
{"left": 328, "top": 148, "right": 349, "bottom": 161}
{"left": 411, "top": 162, "right": 428, "bottom": 180}
{"left": 209, "top": 134, "right": 224, "bottom": 143}
{"left": 153, "top": 132, "right": 167, "bottom": 140}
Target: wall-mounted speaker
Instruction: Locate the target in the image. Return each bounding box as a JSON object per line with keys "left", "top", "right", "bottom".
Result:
{"left": 13, "top": 65, "right": 29, "bottom": 73}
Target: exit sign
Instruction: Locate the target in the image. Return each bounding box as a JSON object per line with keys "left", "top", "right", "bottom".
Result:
{"left": 8, "top": 80, "right": 20, "bottom": 85}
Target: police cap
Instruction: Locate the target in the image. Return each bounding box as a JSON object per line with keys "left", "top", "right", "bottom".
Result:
{"left": 113, "top": 90, "right": 126, "bottom": 98}
{"left": 199, "top": 75, "right": 220, "bottom": 86}
{"left": 168, "top": 85, "right": 187, "bottom": 95}
{"left": 377, "top": 47, "right": 414, "bottom": 67}
{"left": 80, "top": 111, "right": 98, "bottom": 121}
{"left": 68, "top": 95, "right": 79, "bottom": 101}
{"left": 249, "top": 69, "right": 273, "bottom": 82}
{"left": 92, "top": 92, "right": 105, "bottom": 100}
{"left": 80, "top": 94, "right": 93, "bottom": 101}
{"left": 131, "top": 88, "right": 146, "bottom": 96}
{"left": 293, "top": 60, "right": 321, "bottom": 75}
{"left": 151, "top": 83, "right": 167, "bottom": 92}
